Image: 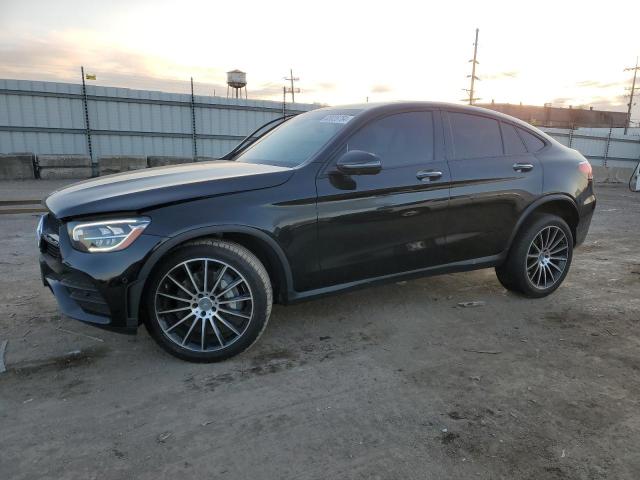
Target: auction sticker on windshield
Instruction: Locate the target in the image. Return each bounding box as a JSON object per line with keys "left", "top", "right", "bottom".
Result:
{"left": 319, "top": 114, "right": 354, "bottom": 124}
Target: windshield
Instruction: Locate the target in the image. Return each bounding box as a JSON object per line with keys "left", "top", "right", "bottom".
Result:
{"left": 235, "top": 109, "right": 361, "bottom": 168}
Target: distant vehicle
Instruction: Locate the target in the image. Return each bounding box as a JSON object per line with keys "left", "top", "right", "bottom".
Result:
{"left": 37, "top": 102, "right": 596, "bottom": 362}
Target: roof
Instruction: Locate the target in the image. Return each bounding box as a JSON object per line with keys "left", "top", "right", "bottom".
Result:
{"left": 317, "top": 101, "right": 556, "bottom": 141}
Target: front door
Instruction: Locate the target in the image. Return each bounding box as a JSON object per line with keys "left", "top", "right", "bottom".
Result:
{"left": 315, "top": 110, "right": 450, "bottom": 287}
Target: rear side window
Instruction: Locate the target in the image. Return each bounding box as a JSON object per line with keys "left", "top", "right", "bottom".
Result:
{"left": 501, "top": 123, "right": 527, "bottom": 155}
{"left": 517, "top": 127, "right": 546, "bottom": 152}
{"left": 346, "top": 111, "right": 434, "bottom": 167}
{"left": 449, "top": 113, "right": 502, "bottom": 159}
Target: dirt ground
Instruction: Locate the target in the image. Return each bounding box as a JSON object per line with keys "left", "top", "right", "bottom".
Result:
{"left": 0, "top": 181, "right": 639, "bottom": 480}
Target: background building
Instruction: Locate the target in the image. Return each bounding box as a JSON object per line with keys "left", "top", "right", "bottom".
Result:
{"left": 478, "top": 102, "right": 628, "bottom": 129}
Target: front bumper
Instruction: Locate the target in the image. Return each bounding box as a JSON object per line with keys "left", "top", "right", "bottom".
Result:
{"left": 39, "top": 218, "right": 165, "bottom": 333}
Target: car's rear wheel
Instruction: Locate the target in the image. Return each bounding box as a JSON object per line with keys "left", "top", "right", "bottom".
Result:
{"left": 144, "top": 239, "right": 272, "bottom": 362}
{"left": 496, "top": 214, "right": 573, "bottom": 298}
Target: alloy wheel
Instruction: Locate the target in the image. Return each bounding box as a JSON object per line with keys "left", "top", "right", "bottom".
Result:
{"left": 154, "top": 258, "right": 254, "bottom": 352}
{"left": 525, "top": 226, "right": 569, "bottom": 290}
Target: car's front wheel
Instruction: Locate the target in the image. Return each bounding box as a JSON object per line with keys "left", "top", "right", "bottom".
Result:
{"left": 144, "top": 239, "right": 272, "bottom": 362}
{"left": 496, "top": 214, "right": 573, "bottom": 298}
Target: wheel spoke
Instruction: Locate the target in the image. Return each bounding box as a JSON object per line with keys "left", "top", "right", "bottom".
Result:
{"left": 549, "top": 255, "right": 567, "bottom": 261}
{"left": 183, "top": 263, "right": 200, "bottom": 293}
{"left": 200, "top": 315, "right": 206, "bottom": 351}
{"left": 166, "top": 312, "right": 194, "bottom": 332}
{"left": 203, "top": 260, "right": 208, "bottom": 294}
{"left": 167, "top": 274, "right": 196, "bottom": 297}
{"left": 209, "top": 266, "right": 228, "bottom": 296}
{"left": 216, "top": 278, "right": 244, "bottom": 298}
{"left": 550, "top": 245, "right": 568, "bottom": 255}
{"left": 181, "top": 317, "right": 199, "bottom": 346}
{"left": 546, "top": 264, "right": 555, "bottom": 282}
{"left": 218, "top": 307, "right": 251, "bottom": 319}
{"left": 549, "top": 261, "right": 563, "bottom": 273}
{"left": 208, "top": 317, "right": 225, "bottom": 347}
{"left": 217, "top": 295, "right": 252, "bottom": 305}
{"left": 547, "top": 228, "right": 558, "bottom": 249}
{"left": 215, "top": 313, "right": 241, "bottom": 336}
{"left": 548, "top": 236, "right": 565, "bottom": 252}
{"left": 157, "top": 306, "right": 191, "bottom": 315}
{"left": 536, "top": 263, "right": 544, "bottom": 286}
{"left": 158, "top": 292, "right": 192, "bottom": 303}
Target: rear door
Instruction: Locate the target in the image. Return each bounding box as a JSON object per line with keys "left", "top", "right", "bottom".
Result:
{"left": 315, "top": 110, "right": 450, "bottom": 287}
{"left": 444, "top": 111, "right": 543, "bottom": 262}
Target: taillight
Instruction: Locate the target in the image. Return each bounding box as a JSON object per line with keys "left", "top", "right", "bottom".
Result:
{"left": 578, "top": 160, "right": 593, "bottom": 180}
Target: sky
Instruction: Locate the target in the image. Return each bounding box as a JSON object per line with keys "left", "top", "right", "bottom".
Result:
{"left": 1, "top": 0, "right": 639, "bottom": 119}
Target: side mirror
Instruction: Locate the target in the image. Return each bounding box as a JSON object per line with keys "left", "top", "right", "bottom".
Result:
{"left": 335, "top": 150, "right": 382, "bottom": 175}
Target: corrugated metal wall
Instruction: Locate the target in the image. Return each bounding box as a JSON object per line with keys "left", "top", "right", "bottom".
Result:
{"left": 0, "top": 79, "right": 318, "bottom": 159}
{"left": 541, "top": 127, "right": 640, "bottom": 168}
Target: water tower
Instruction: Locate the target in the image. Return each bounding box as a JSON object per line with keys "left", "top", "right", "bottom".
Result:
{"left": 227, "top": 70, "right": 247, "bottom": 99}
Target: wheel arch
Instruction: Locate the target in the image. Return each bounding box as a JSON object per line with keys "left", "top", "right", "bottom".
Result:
{"left": 128, "top": 225, "right": 293, "bottom": 326}
{"left": 505, "top": 194, "right": 579, "bottom": 254}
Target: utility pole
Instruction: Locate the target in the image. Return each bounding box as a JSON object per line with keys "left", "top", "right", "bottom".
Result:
{"left": 190, "top": 77, "right": 198, "bottom": 160}
{"left": 462, "top": 28, "right": 480, "bottom": 105}
{"left": 282, "top": 86, "right": 286, "bottom": 117}
{"left": 624, "top": 57, "right": 639, "bottom": 135}
{"left": 80, "top": 66, "right": 94, "bottom": 164}
{"left": 284, "top": 69, "right": 300, "bottom": 103}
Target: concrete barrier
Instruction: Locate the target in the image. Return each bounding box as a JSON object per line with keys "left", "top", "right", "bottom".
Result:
{"left": 0, "top": 153, "right": 36, "bottom": 180}
{"left": 98, "top": 156, "right": 148, "bottom": 176}
{"left": 592, "top": 165, "right": 636, "bottom": 184}
{"left": 37, "top": 154, "right": 93, "bottom": 179}
{"left": 147, "top": 156, "right": 195, "bottom": 168}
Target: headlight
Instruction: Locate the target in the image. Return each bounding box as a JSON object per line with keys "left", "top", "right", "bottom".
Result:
{"left": 36, "top": 214, "right": 45, "bottom": 247}
{"left": 67, "top": 218, "right": 150, "bottom": 252}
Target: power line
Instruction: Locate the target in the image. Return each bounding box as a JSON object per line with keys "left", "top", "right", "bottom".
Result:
{"left": 462, "top": 28, "right": 480, "bottom": 105}
{"left": 624, "top": 57, "right": 639, "bottom": 135}
{"left": 284, "top": 68, "right": 300, "bottom": 103}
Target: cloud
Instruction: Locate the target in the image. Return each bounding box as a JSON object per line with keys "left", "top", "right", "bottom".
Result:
{"left": 483, "top": 70, "right": 519, "bottom": 80}
{"left": 371, "top": 84, "right": 392, "bottom": 93}
{"left": 247, "top": 82, "right": 285, "bottom": 98}
{"left": 0, "top": 31, "right": 284, "bottom": 100}
{"left": 318, "top": 82, "right": 336, "bottom": 90}
{"left": 575, "top": 80, "right": 624, "bottom": 89}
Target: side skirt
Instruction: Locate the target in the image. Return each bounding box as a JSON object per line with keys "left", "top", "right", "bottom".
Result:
{"left": 285, "top": 253, "right": 505, "bottom": 304}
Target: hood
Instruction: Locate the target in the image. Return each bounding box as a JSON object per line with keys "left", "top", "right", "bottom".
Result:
{"left": 46, "top": 161, "right": 293, "bottom": 219}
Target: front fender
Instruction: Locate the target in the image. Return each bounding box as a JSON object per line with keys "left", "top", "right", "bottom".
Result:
{"left": 125, "top": 225, "right": 294, "bottom": 327}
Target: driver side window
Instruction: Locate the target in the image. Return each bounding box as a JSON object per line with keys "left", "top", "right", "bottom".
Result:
{"left": 345, "top": 112, "right": 435, "bottom": 168}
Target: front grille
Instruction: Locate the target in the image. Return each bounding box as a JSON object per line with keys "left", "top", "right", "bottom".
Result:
{"left": 40, "top": 213, "right": 62, "bottom": 260}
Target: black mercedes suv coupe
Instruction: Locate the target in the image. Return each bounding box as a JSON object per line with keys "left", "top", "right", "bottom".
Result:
{"left": 38, "top": 102, "right": 596, "bottom": 362}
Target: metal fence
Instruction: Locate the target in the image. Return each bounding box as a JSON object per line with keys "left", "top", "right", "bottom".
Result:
{"left": 1, "top": 79, "right": 638, "bottom": 169}
{"left": 541, "top": 127, "right": 640, "bottom": 169}
{"left": 0, "top": 79, "right": 318, "bottom": 161}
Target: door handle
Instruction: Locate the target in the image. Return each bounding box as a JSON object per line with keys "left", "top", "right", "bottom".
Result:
{"left": 416, "top": 170, "right": 443, "bottom": 181}
{"left": 513, "top": 163, "right": 534, "bottom": 172}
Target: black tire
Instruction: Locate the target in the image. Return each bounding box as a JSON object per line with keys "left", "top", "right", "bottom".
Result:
{"left": 495, "top": 214, "right": 573, "bottom": 298}
{"left": 144, "top": 239, "right": 272, "bottom": 362}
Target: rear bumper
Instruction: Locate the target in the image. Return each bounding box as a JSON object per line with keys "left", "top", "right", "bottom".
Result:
{"left": 575, "top": 192, "right": 596, "bottom": 247}
{"left": 39, "top": 231, "right": 165, "bottom": 333}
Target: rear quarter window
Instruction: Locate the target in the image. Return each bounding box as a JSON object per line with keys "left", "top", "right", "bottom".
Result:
{"left": 517, "top": 127, "right": 546, "bottom": 153}
{"left": 501, "top": 123, "right": 527, "bottom": 155}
